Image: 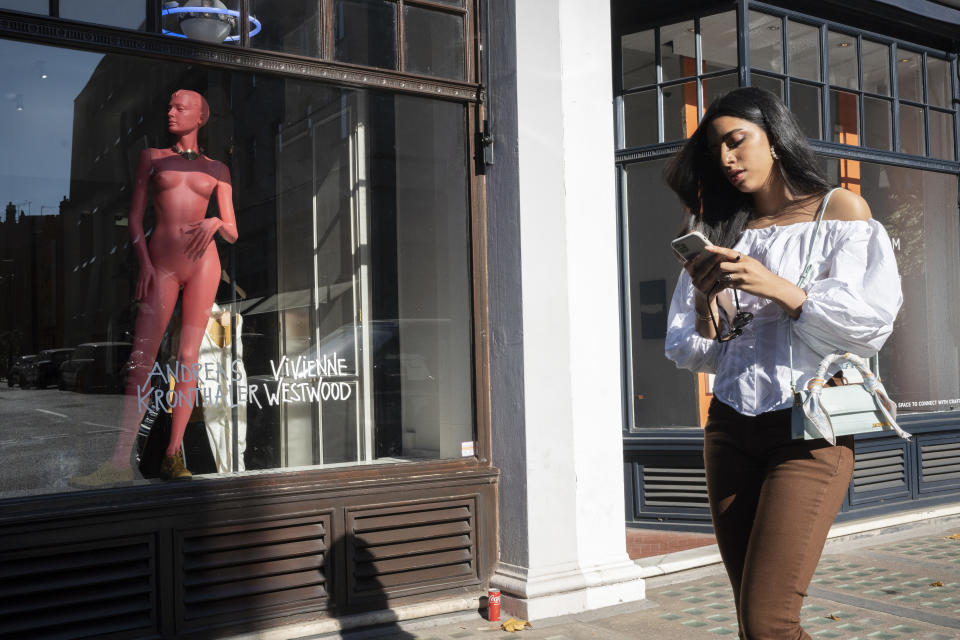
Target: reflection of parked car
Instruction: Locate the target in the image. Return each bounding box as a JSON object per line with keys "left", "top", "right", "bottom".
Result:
{"left": 7, "top": 355, "right": 37, "bottom": 387}
{"left": 60, "top": 342, "right": 132, "bottom": 393}
{"left": 22, "top": 348, "right": 75, "bottom": 389}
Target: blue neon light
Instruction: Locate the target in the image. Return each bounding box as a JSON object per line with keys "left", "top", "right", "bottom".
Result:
{"left": 161, "top": 6, "right": 262, "bottom": 42}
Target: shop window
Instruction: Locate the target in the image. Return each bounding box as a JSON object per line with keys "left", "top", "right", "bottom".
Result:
{"left": 248, "top": 0, "right": 321, "bottom": 58}
{"left": 828, "top": 30, "right": 858, "bottom": 90}
{"left": 861, "top": 39, "right": 890, "bottom": 95}
{"left": 831, "top": 88, "right": 860, "bottom": 145}
{"left": 790, "top": 79, "right": 822, "bottom": 139}
{"left": 663, "top": 80, "right": 698, "bottom": 142}
{"left": 701, "top": 12, "right": 737, "bottom": 74}
{"left": 622, "top": 89, "right": 658, "bottom": 148}
{"left": 623, "top": 160, "right": 701, "bottom": 428}
{"left": 749, "top": 11, "right": 782, "bottom": 74}
{"left": 59, "top": 0, "right": 146, "bottom": 31}
{"left": 863, "top": 95, "right": 893, "bottom": 151}
{"left": 0, "top": 37, "right": 476, "bottom": 497}
{"left": 788, "top": 20, "right": 820, "bottom": 82}
{"left": 615, "top": 3, "right": 960, "bottom": 429}
{"left": 824, "top": 162, "right": 960, "bottom": 414}
{"left": 752, "top": 73, "right": 783, "bottom": 99}
{"left": 335, "top": 0, "right": 399, "bottom": 70}
{"left": 899, "top": 102, "right": 925, "bottom": 155}
{"left": 897, "top": 50, "right": 923, "bottom": 103}
{"left": 929, "top": 109, "right": 955, "bottom": 161}
{"left": 621, "top": 28, "right": 655, "bottom": 91}
{"left": 660, "top": 20, "right": 695, "bottom": 82}
{"left": 927, "top": 56, "right": 951, "bottom": 108}
{"left": 0, "top": 0, "right": 46, "bottom": 14}
{"left": 403, "top": 4, "right": 465, "bottom": 81}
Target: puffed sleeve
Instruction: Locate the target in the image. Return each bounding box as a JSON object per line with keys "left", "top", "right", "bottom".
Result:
{"left": 792, "top": 219, "right": 902, "bottom": 358}
{"left": 664, "top": 270, "right": 722, "bottom": 373}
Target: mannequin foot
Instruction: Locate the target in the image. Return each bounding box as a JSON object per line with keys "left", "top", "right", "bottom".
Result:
{"left": 69, "top": 461, "right": 141, "bottom": 489}
{"left": 160, "top": 451, "right": 192, "bottom": 481}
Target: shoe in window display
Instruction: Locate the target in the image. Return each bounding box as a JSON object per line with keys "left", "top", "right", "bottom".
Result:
{"left": 68, "top": 461, "right": 142, "bottom": 489}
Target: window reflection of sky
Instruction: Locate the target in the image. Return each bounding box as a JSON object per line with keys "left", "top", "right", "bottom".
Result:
{"left": 0, "top": 39, "right": 102, "bottom": 218}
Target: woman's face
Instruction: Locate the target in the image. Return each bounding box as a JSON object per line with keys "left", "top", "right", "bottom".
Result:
{"left": 706, "top": 115, "right": 776, "bottom": 193}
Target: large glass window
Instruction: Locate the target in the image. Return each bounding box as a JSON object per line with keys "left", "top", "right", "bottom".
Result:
{"left": 824, "top": 162, "right": 960, "bottom": 413}
{"left": 0, "top": 37, "right": 476, "bottom": 497}
{"left": 616, "top": 4, "right": 960, "bottom": 429}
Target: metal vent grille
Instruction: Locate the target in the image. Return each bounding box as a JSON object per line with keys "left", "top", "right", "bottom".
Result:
{"left": 0, "top": 537, "right": 155, "bottom": 639}
{"left": 853, "top": 447, "right": 906, "bottom": 492}
{"left": 180, "top": 516, "right": 329, "bottom": 623}
{"left": 920, "top": 440, "right": 960, "bottom": 485}
{"left": 348, "top": 500, "right": 476, "bottom": 600}
{"left": 642, "top": 466, "right": 709, "bottom": 508}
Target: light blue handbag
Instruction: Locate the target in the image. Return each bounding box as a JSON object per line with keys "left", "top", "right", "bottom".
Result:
{"left": 788, "top": 189, "right": 911, "bottom": 444}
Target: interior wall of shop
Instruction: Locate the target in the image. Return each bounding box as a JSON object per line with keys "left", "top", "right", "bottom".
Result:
{"left": 616, "top": 0, "right": 960, "bottom": 532}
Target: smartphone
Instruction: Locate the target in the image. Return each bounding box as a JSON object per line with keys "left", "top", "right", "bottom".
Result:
{"left": 671, "top": 231, "right": 713, "bottom": 263}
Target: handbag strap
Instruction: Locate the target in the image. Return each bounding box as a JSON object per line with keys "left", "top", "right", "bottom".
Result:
{"left": 788, "top": 187, "right": 839, "bottom": 395}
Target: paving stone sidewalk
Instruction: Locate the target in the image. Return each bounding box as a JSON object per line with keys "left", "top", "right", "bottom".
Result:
{"left": 311, "top": 527, "right": 960, "bottom": 640}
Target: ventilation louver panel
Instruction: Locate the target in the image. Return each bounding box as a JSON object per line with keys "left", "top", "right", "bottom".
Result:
{"left": 853, "top": 447, "right": 906, "bottom": 493}
{"left": 348, "top": 500, "right": 476, "bottom": 600}
{"left": 0, "top": 537, "right": 155, "bottom": 639}
{"left": 180, "top": 516, "right": 329, "bottom": 623}
{"left": 920, "top": 440, "right": 960, "bottom": 485}
{"left": 642, "top": 466, "right": 709, "bottom": 508}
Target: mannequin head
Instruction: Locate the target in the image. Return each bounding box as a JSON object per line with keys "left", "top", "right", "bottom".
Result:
{"left": 167, "top": 89, "right": 209, "bottom": 136}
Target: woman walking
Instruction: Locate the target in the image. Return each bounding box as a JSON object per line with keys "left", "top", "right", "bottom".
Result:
{"left": 664, "top": 87, "right": 901, "bottom": 639}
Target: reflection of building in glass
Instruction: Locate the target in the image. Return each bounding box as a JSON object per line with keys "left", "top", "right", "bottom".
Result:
{"left": 0, "top": 201, "right": 64, "bottom": 359}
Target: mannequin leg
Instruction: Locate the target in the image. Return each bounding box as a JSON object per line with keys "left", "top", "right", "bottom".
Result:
{"left": 112, "top": 275, "right": 181, "bottom": 467}
{"left": 165, "top": 250, "right": 220, "bottom": 458}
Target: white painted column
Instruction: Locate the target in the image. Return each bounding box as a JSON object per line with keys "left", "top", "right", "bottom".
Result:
{"left": 491, "top": 0, "right": 645, "bottom": 620}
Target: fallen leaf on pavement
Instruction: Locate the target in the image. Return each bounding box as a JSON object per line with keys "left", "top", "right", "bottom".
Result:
{"left": 826, "top": 614, "right": 840, "bottom": 620}
{"left": 500, "top": 617, "right": 532, "bottom": 632}
{"left": 930, "top": 581, "right": 945, "bottom": 587}
{"left": 946, "top": 534, "right": 960, "bottom": 541}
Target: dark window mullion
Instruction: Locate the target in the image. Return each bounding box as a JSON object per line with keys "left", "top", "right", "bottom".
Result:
{"left": 397, "top": 0, "right": 405, "bottom": 72}
{"left": 239, "top": 0, "right": 250, "bottom": 48}
{"left": 820, "top": 22, "right": 830, "bottom": 142}
{"left": 146, "top": 0, "right": 161, "bottom": 34}
{"left": 48, "top": 0, "right": 57, "bottom": 18}
{"left": 922, "top": 51, "right": 931, "bottom": 157}
{"left": 737, "top": 0, "right": 749, "bottom": 87}
{"left": 858, "top": 33, "right": 864, "bottom": 146}
{"left": 656, "top": 27, "right": 664, "bottom": 143}
{"left": 781, "top": 13, "right": 790, "bottom": 105}
{"left": 695, "top": 16, "right": 703, "bottom": 119}
{"left": 892, "top": 41, "right": 901, "bottom": 153}
{"left": 951, "top": 54, "right": 959, "bottom": 166}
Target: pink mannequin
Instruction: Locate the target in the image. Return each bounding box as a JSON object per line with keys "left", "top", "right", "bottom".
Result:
{"left": 73, "top": 89, "right": 237, "bottom": 485}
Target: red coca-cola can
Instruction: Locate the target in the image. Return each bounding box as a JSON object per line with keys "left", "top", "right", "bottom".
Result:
{"left": 487, "top": 588, "right": 501, "bottom": 621}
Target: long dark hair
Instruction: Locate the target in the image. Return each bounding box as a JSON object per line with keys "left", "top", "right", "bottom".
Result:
{"left": 663, "top": 87, "right": 831, "bottom": 247}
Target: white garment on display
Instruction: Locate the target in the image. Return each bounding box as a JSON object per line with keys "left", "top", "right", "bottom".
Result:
{"left": 197, "top": 303, "right": 247, "bottom": 472}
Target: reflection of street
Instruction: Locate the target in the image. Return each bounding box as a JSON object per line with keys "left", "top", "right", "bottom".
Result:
{"left": 0, "top": 385, "right": 128, "bottom": 497}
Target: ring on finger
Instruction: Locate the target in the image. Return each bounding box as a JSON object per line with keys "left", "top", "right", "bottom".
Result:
{"left": 720, "top": 273, "right": 733, "bottom": 283}
{"left": 735, "top": 253, "right": 742, "bottom": 262}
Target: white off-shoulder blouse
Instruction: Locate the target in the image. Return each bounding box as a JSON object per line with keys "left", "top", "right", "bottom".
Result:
{"left": 664, "top": 216, "right": 903, "bottom": 417}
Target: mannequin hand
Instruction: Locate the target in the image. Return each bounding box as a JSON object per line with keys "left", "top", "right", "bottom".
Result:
{"left": 183, "top": 218, "right": 222, "bottom": 261}
{"left": 135, "top": 262, "right": 156, "bottom": 301}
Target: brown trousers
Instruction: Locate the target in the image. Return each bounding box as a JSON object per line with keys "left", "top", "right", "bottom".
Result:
{"left": 704, "top": 398, "right": 854, "bottom": 640}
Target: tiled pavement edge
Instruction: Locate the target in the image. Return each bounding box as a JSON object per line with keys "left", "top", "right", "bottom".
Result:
{"left": 304, "top": 526, "right": 960, "bottom": 640}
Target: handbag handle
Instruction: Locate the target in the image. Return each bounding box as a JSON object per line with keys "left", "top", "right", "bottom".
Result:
{"left": 788, "top": 188, "right": 838, "bottom": 394}
{"left": 802, "top": 349, "right": 909, "bottom": 441}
